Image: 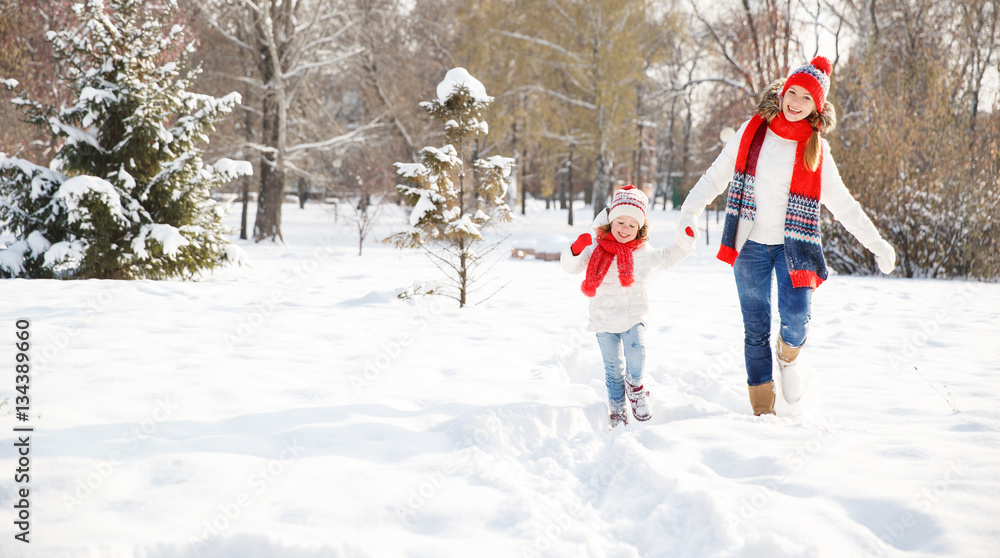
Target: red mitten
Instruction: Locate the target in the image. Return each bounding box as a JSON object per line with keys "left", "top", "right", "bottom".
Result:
{"left": 571, "top": 233, "right": 593, "bottom": 256}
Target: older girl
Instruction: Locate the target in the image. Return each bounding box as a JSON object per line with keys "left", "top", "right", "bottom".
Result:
{"left": 678, "top": 57, "right": 895, "bottom": 415}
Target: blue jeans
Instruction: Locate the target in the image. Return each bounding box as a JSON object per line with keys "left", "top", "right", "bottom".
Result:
{"left": 733, "top": 241, "right": 812, "bottom": 386}
{"left": 595, "top": 323, "right": 646, "bottom": 404}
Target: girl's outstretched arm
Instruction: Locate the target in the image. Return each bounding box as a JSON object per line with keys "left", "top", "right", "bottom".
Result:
{"left": 820, "top": 145, "right": 896, "bottom": 273}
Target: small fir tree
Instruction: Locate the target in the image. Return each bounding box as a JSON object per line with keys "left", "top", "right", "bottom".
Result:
{"left": 388, "top": 68, "right": 515, "bottom": 307}
{"left": 0, "top": 0, "right": 249, "bottom": 279}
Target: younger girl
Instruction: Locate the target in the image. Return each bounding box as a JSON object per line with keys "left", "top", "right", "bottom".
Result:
{"left": 561, "top": 185, "right": 694, "bottom": 428}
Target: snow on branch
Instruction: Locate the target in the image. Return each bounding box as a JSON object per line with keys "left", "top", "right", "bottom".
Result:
{"left": 679, "top": 77, "right": 756, "bottom": 98}
{"left": 287, "top": 122, "right": 381, "bottom": 154}
{"left": 494, "top": 30, "right": 586, "bottom": 65}
{"left": 504, "top": 85, "right": 597, "bottom": 110}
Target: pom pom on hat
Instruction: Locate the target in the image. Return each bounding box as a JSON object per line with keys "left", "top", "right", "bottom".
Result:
{"left": 607, "top": 185, "right": 648, "bottom": 225}
{"left": 810, "top": 55, "right": 832, "bottom": 76}
{"left": 782, "top": 56, "right": 832, "bottom": 113}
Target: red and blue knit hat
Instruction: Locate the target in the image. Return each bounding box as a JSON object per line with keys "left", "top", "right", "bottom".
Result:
{"left": 608, "top": 185, "right": 648, "bottom": 224}
{"left": 781, "top": 56, "right": 832, "bottom": 113}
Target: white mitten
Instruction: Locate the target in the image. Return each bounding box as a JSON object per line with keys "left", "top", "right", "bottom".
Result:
{"left": 874, "top": 240, "right": 896, "bottom": 274}
{"left": 677, "top": 210, "right": 700, "bottom": 242}
{"left": 675, "top": 226, "right": 696, "bottom": 254}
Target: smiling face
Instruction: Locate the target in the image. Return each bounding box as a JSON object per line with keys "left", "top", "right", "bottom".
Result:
{"left": 781, "top": 85, "right": 817, "bottom": 122}
{"left": 610, "top": 215, "right": 640, "bottom": 243}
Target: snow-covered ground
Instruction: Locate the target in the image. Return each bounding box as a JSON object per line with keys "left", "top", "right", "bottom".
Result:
{"left": 1, "top": 200, "right": 998, "bottom": 558}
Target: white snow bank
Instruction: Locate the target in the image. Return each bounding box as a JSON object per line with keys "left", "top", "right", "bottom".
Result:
{"left": 0, "top": 201, "right": 996, "bottom": 558}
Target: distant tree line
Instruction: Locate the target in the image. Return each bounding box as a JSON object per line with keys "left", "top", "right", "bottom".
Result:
{"left": 2, "top": 0, "right": 997, "bottom": 279}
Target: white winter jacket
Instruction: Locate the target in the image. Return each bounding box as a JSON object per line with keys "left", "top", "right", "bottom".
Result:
{"left": 681, "top": 119, "right": 886, "bottom": 255}
{"left": 561, "top": 240, "right": 689, "bottom": 333}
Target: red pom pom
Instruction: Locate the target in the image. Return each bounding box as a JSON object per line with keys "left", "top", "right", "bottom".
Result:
{"left": 685, "top": 227, "right": 694, "bottom": 238}
{"left": 621, "top": 184, "right": 636, "bottom": 191}
{"left": 811, "top": 56, "right": 832, "bottom": 76}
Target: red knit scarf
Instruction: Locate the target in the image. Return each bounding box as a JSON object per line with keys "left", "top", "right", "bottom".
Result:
{"left": 718, "top": 112, "right": 828, "bottom": 289}
{"left": 581, "top": 231, "right": 643, "bottom": 297}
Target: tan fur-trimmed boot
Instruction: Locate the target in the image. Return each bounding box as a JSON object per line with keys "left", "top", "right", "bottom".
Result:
{"left": 748, "top": 382, "right": 776, "bottom": 416}
{"left": 776, "top": 338, "right": 805, "bottom": 403}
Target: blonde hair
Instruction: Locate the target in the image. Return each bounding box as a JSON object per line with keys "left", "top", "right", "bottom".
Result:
{"left": 804, "top": 112, "right": 823, "bottom": 172}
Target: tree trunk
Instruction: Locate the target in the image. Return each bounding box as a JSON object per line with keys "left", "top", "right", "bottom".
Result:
{"left": 520, "top": 146, "right": 528, "bottom": 215}
{"left": 567, "top": 146, "right": 574, "bottom": 227}
{"left": 635, "top": 86, "right": 645, "bottom": 190}
{"left": 254, "top": 93, "right": 284, "bottom": 241}
{"left": 592, "top": 149, "right": 612, "bottom": 217}
{"left": 251, "top": 0, "right": 290, "bottom": 243}
{"left": 559, "top": 172, "right": 567, "bottom": 210}
{"left": 240, "top": 79, "right": 253, "bottom": 240}
{"left": 458, "top": 238, "right": 468, "bottom": 308}
{"left": 240, "top": 175, "right": 249, "bottom": 240}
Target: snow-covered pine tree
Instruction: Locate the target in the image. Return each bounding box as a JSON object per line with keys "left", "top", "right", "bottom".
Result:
{"left": 388, "top": 68, "right": 515, "bottom": 307}
{"left": 0, "top": 0, "right": 249, "bottom": 279}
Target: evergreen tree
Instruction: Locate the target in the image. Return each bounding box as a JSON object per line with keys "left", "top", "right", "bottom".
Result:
{"left": 0, "top": 0, "right": 248, "bottom": 279}
{"left": 388, "top": 68, "right": 515, "bottom": 307}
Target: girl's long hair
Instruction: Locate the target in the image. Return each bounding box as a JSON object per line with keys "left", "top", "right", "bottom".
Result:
{"left": 804, "top": 112, "right": 823, "bottom": 172}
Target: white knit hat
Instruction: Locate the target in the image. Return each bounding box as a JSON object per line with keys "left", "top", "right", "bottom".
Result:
{"left": 607, "top": 185, "right": 648, "bottom": 224}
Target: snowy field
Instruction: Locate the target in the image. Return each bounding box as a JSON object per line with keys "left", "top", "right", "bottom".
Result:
{"left": 1, "top": 199, "right": 998, "bottom": 558}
